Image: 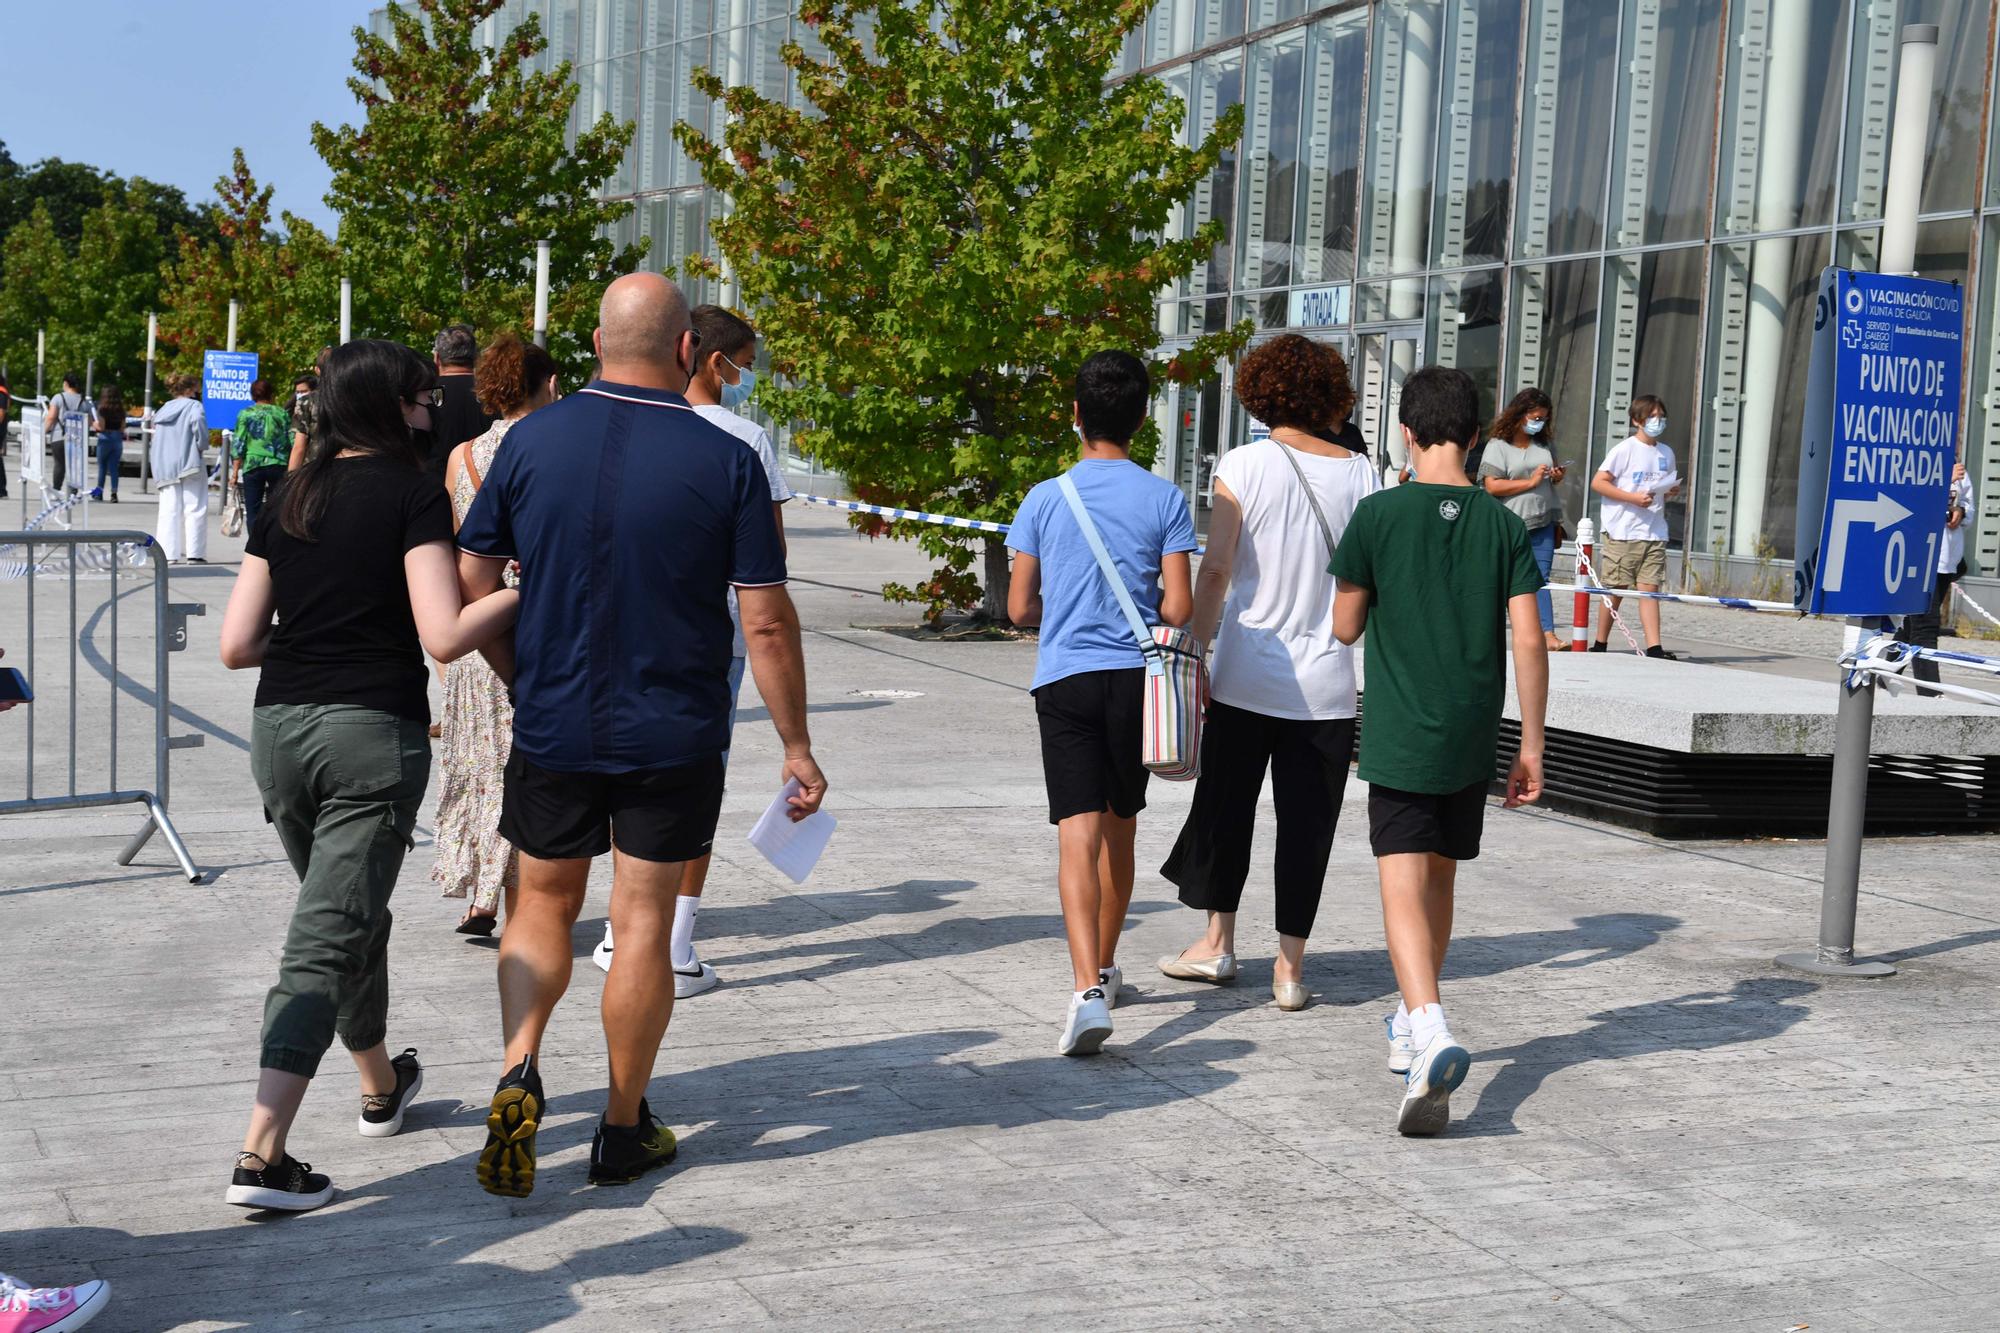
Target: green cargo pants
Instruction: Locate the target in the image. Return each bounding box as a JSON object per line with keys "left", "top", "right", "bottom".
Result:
{"left": 251, "top": 704, "right": 430, "bottom": 1077}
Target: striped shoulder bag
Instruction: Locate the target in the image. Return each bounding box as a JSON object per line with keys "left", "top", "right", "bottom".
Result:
{"left": 1056, "top": 474, "right": 1207, "bottom": 781}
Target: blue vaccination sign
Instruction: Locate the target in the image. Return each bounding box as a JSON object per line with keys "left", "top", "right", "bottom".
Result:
{"left": 202, "top": 350, "right": 259, "bottom": 431}
{"left": 1794, "top": 268, "right": 1961, "bottom": 617}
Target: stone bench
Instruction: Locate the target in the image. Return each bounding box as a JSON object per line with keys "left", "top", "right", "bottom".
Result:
{"left": 1355, "top": 651, "right": 2000, "bottom": 837}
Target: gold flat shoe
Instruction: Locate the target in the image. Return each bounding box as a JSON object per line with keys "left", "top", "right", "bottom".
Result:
{"left": 1272, "top": 981, "right": 1309, "bottom": 1011}
{"left": 1158, "top": 951, "right": 1238, "bottom": 983}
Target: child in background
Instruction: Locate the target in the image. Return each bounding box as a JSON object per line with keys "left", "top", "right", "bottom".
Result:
{"left": 1590, "top": 395, "right": 1680, "bottom": 659}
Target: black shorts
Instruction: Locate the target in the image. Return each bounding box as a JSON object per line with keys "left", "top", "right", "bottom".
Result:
{"left": 1033, "top": 668, "right": 1149, "bottom": 825}
{"left": 1368, "top": 779, "right": 1490, "bottom": 861}
{"left": 500, "top": 751, "right": 725, "bottom": 863}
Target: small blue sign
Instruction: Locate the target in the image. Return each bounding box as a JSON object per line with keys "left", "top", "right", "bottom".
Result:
{"left": 202, "top": 350, "right": 259, "bottom": 431}
{"left": 1794, "top": 269, "right": 1961, "bottom": 617}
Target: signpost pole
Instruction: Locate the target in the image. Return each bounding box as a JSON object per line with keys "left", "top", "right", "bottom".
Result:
{"left": 533, "top": 241, "right": 551, "bottom": 348}
{"left": 142, "top": 313, "right": 156, "bottom": 494}
{"left": 35, "top": 328, "right": 44, "bottom": 401}
{"left": 340, "top": 279, "right": 353, "bottom": 345}
{"left": 1777, "top": 23, "right": 1938, "bottom": 980}
{"left": 226, "top": 301, "right": 239, "bottom": 354}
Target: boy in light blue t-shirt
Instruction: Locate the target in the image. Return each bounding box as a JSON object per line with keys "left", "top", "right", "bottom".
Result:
{"left": 1006, "top": 351, "right": 1198, "bottom": 1057}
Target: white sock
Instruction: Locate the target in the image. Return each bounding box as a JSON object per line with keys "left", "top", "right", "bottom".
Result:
{"left": 1410, "top": 1003, "right": 1449, "bottom": 1048}
{"left": 670, "top": 895, "right": 700, "bottom": 969}
{"left": 1392, "top": 1002, "right": 1413, "bottom": 1037}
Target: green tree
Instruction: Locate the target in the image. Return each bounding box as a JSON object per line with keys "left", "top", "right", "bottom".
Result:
{"left": 678, "top": 0, "right": 1247, "bottom": 620}
{"left": 0, "top": 144, "right": 213, "bottom": 252}
{"left": 313, "top": 0, "right": 643, "bottom": 378}
{"left": 156, "top": 151, "right": 343, "bottom": 387}
{"left": 0, "top": 203, "right": 75, "bottom": 394}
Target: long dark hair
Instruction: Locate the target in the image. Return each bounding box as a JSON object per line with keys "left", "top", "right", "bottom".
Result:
{"left": 1489, "top": 387, "right": 1554, "bottom": 449}
{"left": 280, "top": 340, "right": 432, "bottom": 541}
{"left": 97, "top": 386, "right": 125, "bottom": 427}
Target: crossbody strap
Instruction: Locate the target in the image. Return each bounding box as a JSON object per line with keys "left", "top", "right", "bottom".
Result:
{"left": 1272, "top": 439, "right": 1338, "bottom": 557}
{"left": 1056, "top": 473, "right": 1164, "bottom": 677}
{"left": 459, "top": 440, "right": 484, "bottom": 492}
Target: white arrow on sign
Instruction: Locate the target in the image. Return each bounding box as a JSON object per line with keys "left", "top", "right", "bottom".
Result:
{"left": 1821, "top": 492, "right": 1913, "bottom": 593}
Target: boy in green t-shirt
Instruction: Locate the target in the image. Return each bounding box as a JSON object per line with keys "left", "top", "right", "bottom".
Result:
{"left": 1329, "top": 366, "right": 1549, "bottom": 1137}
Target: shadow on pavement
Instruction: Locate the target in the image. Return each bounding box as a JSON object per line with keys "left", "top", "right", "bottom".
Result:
{"left": 0, "top": 1183, "right": 745, "bottom": 1331}
{"left": 1304, "top": 911, "right": 1685, "bottom": 1008}
{"left": 700, "top": 877, "right": 1178, "bottom": 989}
{"left": 648, "top": 1028, "right": 1256, "bottom": 1168}
{"left": 1457, "top": 977, "right": 1819, "bottom": 1136}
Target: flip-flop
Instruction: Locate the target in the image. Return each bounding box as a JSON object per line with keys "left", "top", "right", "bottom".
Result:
{"left": 456, "top": 912, "right": 498, "bottom": 937}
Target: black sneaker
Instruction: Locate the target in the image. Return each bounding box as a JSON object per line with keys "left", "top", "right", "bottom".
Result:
{"left": 477, "top": 1056, "right": 543, "bottom": 1198}
{"left": 358, "top": 1048, "right": 424, "bottom": 1138}
{"left": 1645, "top": 645, "right": 1679, "bottom": 661}
{"left": 587, "top": 1099, "right": 678, "bottom": 1186}
{"left": 225, "top": 1152, "right": 334, "bottom": 1211}
{"left": 1587, "top": 640, "right": 1608, "bottom": 653}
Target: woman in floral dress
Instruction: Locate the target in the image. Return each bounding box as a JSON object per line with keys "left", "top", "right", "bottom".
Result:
{"left": 434, "top": 332, "right": 558, "bottom": 933}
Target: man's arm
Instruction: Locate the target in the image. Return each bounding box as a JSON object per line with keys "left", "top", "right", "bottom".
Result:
{"left": 1505, "top": 591, "right": 1548, "bottom": 808}
{"left": 737, "top": 583, "right": 827, "bottom": 818}
{"left": 457, "top": 549, "right": 516, "bottom": 685}
{"left": 1188, "top": 481, "right": 1239, "bottom": 646}
{"left": 1006, "top": 551, "right": 1042, "bottom": 627}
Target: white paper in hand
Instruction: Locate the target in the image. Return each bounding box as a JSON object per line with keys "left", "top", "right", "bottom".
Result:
{"left": 747, "top": 778, "right": 836, "bottom": 884}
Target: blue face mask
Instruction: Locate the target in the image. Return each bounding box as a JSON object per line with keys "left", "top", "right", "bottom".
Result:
{"left": 719, "top": 356, "right": 756, "bottom": 411}
{"left": 1524, "top": 418, "right": 1546, "bottom": 436}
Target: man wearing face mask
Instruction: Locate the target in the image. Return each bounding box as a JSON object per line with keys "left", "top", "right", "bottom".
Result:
{"left": 1590, "top": 394, "right": 1680, "bottom": 659}
{"left": 456, "top": 273, "right": 826, "bottom": 1197}
{"left": 590, "top": 303, "right": 792, "bottom": 992}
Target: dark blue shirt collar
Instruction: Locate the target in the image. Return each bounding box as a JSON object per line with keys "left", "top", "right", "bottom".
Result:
{"left": 579, "top": 378, "right": 695, "bottom": 410}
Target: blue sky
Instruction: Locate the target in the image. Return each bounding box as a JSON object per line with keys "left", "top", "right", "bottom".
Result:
{"left": 4, "top": 0, "right": 378, "bottom": 231}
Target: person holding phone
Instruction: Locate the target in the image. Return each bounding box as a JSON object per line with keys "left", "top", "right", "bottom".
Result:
{"left": 217, "top": 339, "right": 522, "bottom": 1213}
{"left": 1478, "top": 388, "right": 1569, "bottom": 651}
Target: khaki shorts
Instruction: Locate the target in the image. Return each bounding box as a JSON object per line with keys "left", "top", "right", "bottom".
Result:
{"left": 1598, "top": 536, "right": 1667, "bottom": 588}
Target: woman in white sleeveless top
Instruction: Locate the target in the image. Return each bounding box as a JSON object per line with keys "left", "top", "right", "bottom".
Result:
{"left": 433, "top": 333, "right": 558, "bottom": 934}
{"left": 1159, "top": 336, "right": 1378, "bottom": 1010}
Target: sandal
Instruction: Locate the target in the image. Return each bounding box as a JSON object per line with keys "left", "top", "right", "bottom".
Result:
{"left": 456, "top": 909, "right": 498, "bottom": 937}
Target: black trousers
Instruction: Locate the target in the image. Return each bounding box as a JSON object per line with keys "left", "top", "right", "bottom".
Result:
{"left": 1898, "top": 569, "right": 1962, "bottom": 696}
{"left": 1160, "top": 700, "right": 1356, "bottom": 939}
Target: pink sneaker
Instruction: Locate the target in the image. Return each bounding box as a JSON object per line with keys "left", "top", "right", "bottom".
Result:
{"left": 0, "top": 1274, "right": 110, "bottom": 1333}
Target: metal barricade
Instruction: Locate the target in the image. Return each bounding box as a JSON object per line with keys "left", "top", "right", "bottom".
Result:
{"left": 0, "top": 529, "right": 204, "bottom": 882}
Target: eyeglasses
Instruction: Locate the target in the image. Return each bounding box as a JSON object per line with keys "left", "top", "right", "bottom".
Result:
{"left": 409, "top": 387, "right": 444, "bottom": 408}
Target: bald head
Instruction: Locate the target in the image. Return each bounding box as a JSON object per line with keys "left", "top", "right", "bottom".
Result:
{"left": 596, "top": 272, "right": 691, "bottom": 378}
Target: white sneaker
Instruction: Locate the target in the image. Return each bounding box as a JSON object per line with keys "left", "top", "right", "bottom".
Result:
{"left": 1384, "top": 1014, "right": 1418, "bottom": 1075}
{"left": 1097, "top": 965, "right": 1123, "bottom": 1009}
{"left": 592, "top": 924, "right": 613, "bottom": 974}
{"left": 674, "top": 957, "right": 719, "bottom": 999}
{"left": 1397, "top": 1032, "right": 1471, "bottom": 1137}
{"left": 1058, "top": 987, "right": 1113, "bottom": 1056}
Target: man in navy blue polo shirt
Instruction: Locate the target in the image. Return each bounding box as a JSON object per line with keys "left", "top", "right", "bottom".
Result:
{"left": 456, "top": 273, "right": 828, "bottom": 1196}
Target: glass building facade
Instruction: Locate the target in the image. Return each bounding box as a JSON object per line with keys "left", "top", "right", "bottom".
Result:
{"left": 437, "top": 0, "right": 2000, "bottom": 583}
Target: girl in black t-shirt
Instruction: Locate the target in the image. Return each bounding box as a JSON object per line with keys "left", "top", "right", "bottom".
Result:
{"left": 216, "top": 339, "right": 522, "bottom": 1213}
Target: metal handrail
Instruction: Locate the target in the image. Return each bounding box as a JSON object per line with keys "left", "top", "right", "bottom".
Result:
{"left": 0, "top": 529, "right": 203, "bottom": 882}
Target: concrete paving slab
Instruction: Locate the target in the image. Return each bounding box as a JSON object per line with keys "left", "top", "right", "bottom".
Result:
{"left": 3, "top": 502, "right": 1999, "bottom": 1329}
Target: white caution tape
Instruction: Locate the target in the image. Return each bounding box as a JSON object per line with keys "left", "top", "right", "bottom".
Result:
{"left": 797, "top": 493, "right": 1011, "bottom": 535}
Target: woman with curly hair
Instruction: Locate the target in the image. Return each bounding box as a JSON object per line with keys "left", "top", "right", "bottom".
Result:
{"left": 432, "top": 332, "right": 559, "bottom": 934}
{"left": 1477, "top": 388, "right": 1568, "bottom": 650}
{"left": 1157, "top": 334, "right": 1378, "bottom": 1011}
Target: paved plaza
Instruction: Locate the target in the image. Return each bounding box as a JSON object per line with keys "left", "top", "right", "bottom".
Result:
{"left": 3, "top": 498, "right": 1998, "bottom": 1331}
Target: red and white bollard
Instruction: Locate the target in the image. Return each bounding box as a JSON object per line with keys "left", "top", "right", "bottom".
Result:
{"left": 1570, "top": 517, "right": 1595, "bottom": 652}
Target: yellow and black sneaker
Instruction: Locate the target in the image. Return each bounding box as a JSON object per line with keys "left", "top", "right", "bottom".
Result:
{"left": 476, "top": 1055, "right": 543, "bottom": 1198}
{"left": 586, "top": 1098, "right": 678, "bottom": 1186}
